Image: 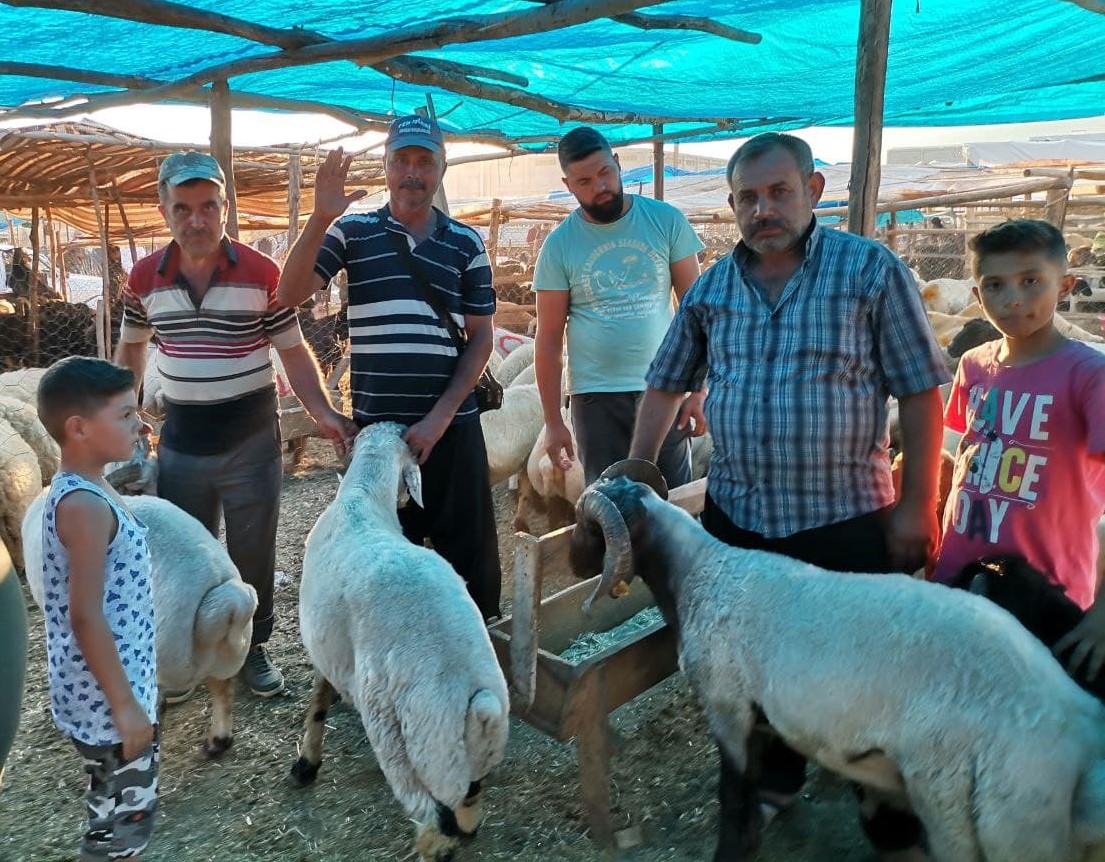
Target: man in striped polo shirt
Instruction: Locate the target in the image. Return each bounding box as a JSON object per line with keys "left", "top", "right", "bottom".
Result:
{"left": 279, "top": 116, "right": 502, "bottom": 620}
{"left": 631, "top": 134, "right": 950, "bottom": 860}
{"left": 116, "top": 152, "right": 356, "bottom": 698}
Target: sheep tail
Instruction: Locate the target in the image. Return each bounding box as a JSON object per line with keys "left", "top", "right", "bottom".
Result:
{"left": 1073, "top": 759, "right": 1105, "bottom": 846}
{"left": 463, "top": 688, "right": 507, "bottom": 776}
{"left": 194, "top": 580, "right": 258, "bottom": 662}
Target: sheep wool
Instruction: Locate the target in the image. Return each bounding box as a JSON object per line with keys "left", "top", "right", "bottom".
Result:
{"left": 293, "top": 421, "right": 509, "bottom": 862}
{"left": 0, "top": 394, "right": 59, "bottom": 482}
{"left": 0, "top": 417, "right": 42, "bottom": 570}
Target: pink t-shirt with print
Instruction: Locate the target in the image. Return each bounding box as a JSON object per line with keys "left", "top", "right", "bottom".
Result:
{"left": 932, "top": 339, "right": 1105, "bottom": 609}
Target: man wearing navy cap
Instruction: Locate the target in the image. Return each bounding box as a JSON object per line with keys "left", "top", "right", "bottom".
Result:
{"left": 279, "top": 117, "right": 503, "bottom": 620}
{"left": 116, "top": 151, "right": 356, "bottom": 699}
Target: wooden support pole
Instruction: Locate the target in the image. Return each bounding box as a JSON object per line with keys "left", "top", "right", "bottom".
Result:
{"left": 1043, "top": 170, "right": 1074, "bottom": 230}
{"left": 652, "top": 123, "right": 665, "bottom": 201}
{"left": 28, "top": 206, "right": 41, "bottom": 365}
{"left": 847, "top": 0, "right": 892, "bottom": 238}
{"left": 287, "top": 151, "right": 302, "bottom": 249}
{"left": 488, "top": 198, "right": 502, "bottom": 266}
{"left": 87, "top": 164, "right": 113, "bottom": 359}
{"left": 111, "top": 182, "right": 139, "bottom": 265}
{"left": 210, "top": 79, "right": 239, "bottom": 239}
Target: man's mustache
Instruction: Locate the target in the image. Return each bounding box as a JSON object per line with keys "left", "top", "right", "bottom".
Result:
{"left": 751, "top": 219, "right": 787, "bottom": 234}
{"left": 399, "top": 178, "right": 426, "bottom": 190}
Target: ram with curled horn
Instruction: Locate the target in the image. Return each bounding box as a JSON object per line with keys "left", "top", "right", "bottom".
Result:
{"left": 566, "top": 462, "right": 1105, "bottom": 862}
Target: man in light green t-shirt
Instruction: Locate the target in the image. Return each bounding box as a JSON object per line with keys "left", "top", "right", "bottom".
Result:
{"left": 533, "top": 127, "right": 707, "bottom": 487}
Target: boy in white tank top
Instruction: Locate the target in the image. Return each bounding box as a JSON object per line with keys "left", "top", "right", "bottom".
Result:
{"left": 35, "top": 357, "right": 158, "bottom": 861}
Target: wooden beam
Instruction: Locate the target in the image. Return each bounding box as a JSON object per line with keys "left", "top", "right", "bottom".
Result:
{"left": 652, "top": 123, "right": 664, "bottom": 201}
{"left": 210, "top": 79, "right": 239, "bottom": 240}
{"left": 28, "top": 206, "right": 41, "bottom": 364}
{"left": 287, "top": 151, "right": 301, "bottom": 249}
{"left": 847, "top": 0, "right": 892, "bottom": 238}
{"left": 1043, "top": 171, "right": 1074, "bottom": 229}
{"left": 517, "top": 1, "right": 762, "bottom": 43}
{"left": 1057, "top": 0, "right": 1105, "bottom": 12}
{"left": 14, "top": 0, "right": 669, "bottom": 111}
{"left": 1, "top": 0, "right": 324, "bottom": 49}
{"left": 816, "top": 177, "right": 1064, "bottom": 216}
{"left": 374, "top": 56, "right": 529, "bottom": 88}
{"left": 110, "top": 182, "right": 139, "bottom": 264}
{"left": 87, "top": 163, "right": 112, "bottom": 358}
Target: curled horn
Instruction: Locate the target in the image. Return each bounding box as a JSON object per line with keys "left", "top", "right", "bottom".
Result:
{"left": 597, "top": 458, "right": 669, "bottom": 500}
{"left": 578, "top": 488, "right": 634, "bottom": 615}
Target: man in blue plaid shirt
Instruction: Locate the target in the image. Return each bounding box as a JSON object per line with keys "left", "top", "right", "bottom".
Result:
{"left": 631, "top": 133, "right": 950, "bottom": 861}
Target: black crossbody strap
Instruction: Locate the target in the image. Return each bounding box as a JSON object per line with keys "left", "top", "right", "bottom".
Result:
{"left": 384, "top": 225, "right": 466, "bottom": 349}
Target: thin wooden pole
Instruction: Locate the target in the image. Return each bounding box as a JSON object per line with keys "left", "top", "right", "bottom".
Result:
{"left": 111, "top": 181, "right": 139, "bottom": 265}
{"left": 488, "top": 198, "right": 502, "bottom": 265}
{"left": 1043, "top": 168, "right": 1074, "bottom": 230}
{"left": 28, "top": 206, "right": 41, "bottom": 365}
{"left": 88, "top": 163, "right": 113, "bottom": 359}
{"left": 210, "top": 78, "right": 240, "bottom": 239}
{"left": 287, "top": 150, "right": 302, "bottom": 249}
{"left": 847, "top": 0, "right": 892, "bottom": 238}
{"left": 652, "top": 123, "right": 665, "bottom": 201}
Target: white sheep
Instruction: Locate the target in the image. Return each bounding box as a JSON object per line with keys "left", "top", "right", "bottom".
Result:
{"left": 480, "top": 383, "right": 544, "bottom": 486}
{"left": 289, "top": 421, "right": 509, "bottom": 862}
{"left": 920, "top": 277, "right": 975, "bottom": 315}
{"left": 514, "top": 412, "right": 584, "bottom": 533}
{"left": 571, "top": 461, "right": 1105, "bottom": 862}
{"left": 509, "top": 361, "right": 536, "bottom": 387}
{"left": 495, "top": 341, "right": 535, "bottom": 387}
{"left": 0, "top": 367, "right": 47, "bottom": 406}
{"left": 0, "top": 394, "right": 59, "bottom": 482}
{"left": 0, "top": 417, "right": 42, "bottom": 570}
{"left": 22, "top": 492, "right": 257, "bottom": 756}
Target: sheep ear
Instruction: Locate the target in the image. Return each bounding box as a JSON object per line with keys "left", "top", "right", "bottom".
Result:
{"left": 402, "top": 462, "right": 423, "bottom": 509}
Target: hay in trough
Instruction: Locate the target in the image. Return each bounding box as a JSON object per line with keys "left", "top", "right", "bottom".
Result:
{"left": 560, "top": 607, "right": 664, "bottom": 663}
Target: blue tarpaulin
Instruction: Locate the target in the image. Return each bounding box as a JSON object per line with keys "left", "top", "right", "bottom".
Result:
{"left": 2, "top": 2, "right": 1104, "bottom": 147}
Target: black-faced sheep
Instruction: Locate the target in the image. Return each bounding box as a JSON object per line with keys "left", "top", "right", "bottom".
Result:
{"left": 950, "top": 555, "right": 1105, "bottom": 702}
{"left": 289, "top": 421, "right": 509, "bottom": 862}
{"left": 569, "top": 461, "right": 1105, "bottom": 862}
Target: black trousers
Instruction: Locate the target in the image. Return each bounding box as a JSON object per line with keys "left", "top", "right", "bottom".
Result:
{"left": 701, "top": 495, "right": 924, "bottom": 850}
{"left": 397, "top": 420, "right": 503, "bottom": 620}
{"left": 157, "top": 422, "right": 282, "bottom": 644}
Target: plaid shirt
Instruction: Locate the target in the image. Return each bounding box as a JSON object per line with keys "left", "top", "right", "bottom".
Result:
{"left": 647, "top": 222, "right": 951, "bottom": 537}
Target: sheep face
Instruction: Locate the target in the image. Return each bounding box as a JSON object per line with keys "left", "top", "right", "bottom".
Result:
{"left": 570, "top": 460, "right": 668, "bottom": 613}
{"left": 346, "top": 422, "right": 423, "bottom": 509}
{"left": 951, "top": 555, "right": 1084, "bottom": 652}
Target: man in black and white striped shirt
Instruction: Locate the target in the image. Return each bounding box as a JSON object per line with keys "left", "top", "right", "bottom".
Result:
{"left": 279, "top": 116, "right": 502, "bottom": 620}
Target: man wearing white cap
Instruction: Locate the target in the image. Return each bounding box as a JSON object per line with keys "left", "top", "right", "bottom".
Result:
{"left": 278, "top": 116, "right": 503, "bottom": 620}
{"left": 115, "top": 151, "right": 356, "bottom": 699}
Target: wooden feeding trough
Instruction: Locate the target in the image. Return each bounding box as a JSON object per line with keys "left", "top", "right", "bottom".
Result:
{"left": 488, "top": 479, "right": 706, "bottom": 846}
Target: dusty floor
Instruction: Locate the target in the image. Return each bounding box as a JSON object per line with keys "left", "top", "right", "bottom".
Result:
{"left": 1, "top": 439, "right": 871, "bottom": 862}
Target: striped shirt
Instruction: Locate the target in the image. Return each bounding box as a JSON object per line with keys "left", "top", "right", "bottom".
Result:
{"left": 314, "top": 205, "right": 495, "bottom": 426}
{"left": 120, "top": 238, "right": 303, "bottom": 406}
{"left": 647, "top": 222, "right": 951, "bottom": 538}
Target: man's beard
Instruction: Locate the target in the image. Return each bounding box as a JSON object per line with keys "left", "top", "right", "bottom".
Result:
{"left": 580, "top": 189, "right": 625, "bottom": 223}
{"left": 743, "top": 218, "right": 799, "bottom": 255}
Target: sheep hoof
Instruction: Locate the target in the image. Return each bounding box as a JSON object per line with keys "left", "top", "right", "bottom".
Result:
{"left": 415, "top": 823, "right": 458, "bottom": 862}
{"left": 204, "top": 735, "right": 233, "bottom": 759}
{"left": 287, "top": 756, "right": 320, "bottom": 788}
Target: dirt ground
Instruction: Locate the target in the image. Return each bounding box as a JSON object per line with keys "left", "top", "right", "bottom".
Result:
{"left": 1, "top": 439, "right": 872, "bottom": 862}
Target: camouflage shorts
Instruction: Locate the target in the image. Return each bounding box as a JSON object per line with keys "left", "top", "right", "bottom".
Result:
{"left": 72, "top": 728, "right": 159, "bottom": 860}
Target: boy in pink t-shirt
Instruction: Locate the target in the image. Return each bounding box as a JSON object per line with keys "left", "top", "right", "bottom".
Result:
{"left": 933, "top": 220, "right": 1105, "bottom": 663}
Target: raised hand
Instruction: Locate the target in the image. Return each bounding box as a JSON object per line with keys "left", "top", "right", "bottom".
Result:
{"left": 313, "top": 147, "right": 369, "bottom": 222}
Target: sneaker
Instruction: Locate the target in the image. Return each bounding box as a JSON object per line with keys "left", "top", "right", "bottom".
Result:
{"left": 162, "top": 685, "right": 196, "bottom": 706}
{"left": 240, "top": 645, "right": 285, "bottom": 697}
